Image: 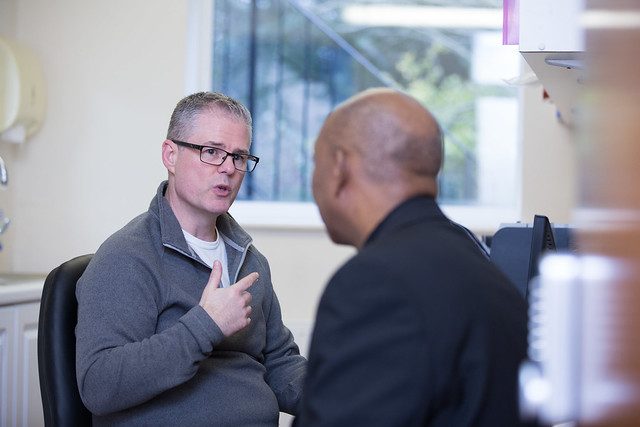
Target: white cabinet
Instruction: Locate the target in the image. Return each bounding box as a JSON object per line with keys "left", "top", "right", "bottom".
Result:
{"left": 518, "top": 0, "right": 585, "bottom": 125}
{"left": 0, "top": 301, "right": 43, "bottom": 427}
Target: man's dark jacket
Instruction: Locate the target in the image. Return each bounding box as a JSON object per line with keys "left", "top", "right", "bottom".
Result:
{"left": 296, "top": 196, "right": 530, "bottom": 426}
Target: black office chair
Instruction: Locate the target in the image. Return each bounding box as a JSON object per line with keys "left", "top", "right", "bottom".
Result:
{"left": 38, "top": 254, "right": 93, "bottom": 427}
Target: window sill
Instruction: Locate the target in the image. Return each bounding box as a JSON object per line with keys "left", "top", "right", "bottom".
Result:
{"left": 230, "top": 200, "right": 517, "bottom": 235}
{"left": 229, "top": 201, "right": 325, "bottom": 230}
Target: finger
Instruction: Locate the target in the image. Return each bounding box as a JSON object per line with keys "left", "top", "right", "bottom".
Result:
{"left": 244, "top": 305, "right": 252, "bottom": 326}
{"left": 232, "top": 272, "right": 259, "bottom": 292}
{"left": 243, "top": 291, "right": 252, "bottom": 305}
{"left": 208, "top": 260, "right": 223, "bottom": 288}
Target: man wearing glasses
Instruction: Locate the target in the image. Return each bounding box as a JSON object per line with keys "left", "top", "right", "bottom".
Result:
{"left": 76, "top": 92, "right": 306, "bottom": 425}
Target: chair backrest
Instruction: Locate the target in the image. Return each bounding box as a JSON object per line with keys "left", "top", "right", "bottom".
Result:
{"left": 38, "top": 254, "right": 94, "bottom": 427}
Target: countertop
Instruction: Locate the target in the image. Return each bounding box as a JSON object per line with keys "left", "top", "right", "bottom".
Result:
{"left": 0, "top": 274, "right": 47, "bottom": 306}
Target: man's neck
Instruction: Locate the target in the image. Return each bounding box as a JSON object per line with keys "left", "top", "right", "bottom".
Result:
{"left": 185, "top": 222, "right": 218, "bottom": 242}
{"left": 164, "top": 189, "right": 219, "bottom": 242}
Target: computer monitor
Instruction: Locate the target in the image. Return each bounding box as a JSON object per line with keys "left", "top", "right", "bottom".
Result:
{"left": 489, "top": 215, "right": 572, "bottom": 299}
{"left": 527, "top": 215, "right": 557, "bottom": 283}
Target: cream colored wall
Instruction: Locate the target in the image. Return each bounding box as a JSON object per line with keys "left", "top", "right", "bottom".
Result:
{"left": 0, "top": 0, "right": 187, "bottom": 273}
{"left": 0, "top": 0, "right": 17, "bottom": 271}
{"left": 519, "top": 68, "right": 577, "bottom": 225}
{"left": 0, "top": 0, "right": 575, "bottom": 325}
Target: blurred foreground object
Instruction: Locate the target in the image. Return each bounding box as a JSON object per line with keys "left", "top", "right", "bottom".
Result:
{"left": 519, "top": 0, "right": 640, "bottom": 425}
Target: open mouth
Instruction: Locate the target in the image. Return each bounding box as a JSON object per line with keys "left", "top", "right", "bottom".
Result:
{"left": 214, "top": 184, "right": 232, "bottom": 196}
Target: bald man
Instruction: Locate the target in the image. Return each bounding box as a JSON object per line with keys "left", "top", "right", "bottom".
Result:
{"left": 295, "top": 88, "right": 531, "bottom": 426}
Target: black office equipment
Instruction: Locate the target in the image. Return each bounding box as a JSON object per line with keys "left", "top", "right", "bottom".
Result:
{"left": 489, "top": 215, "right": 573, "bottom": 299}
{"left": 527, "top": 215, "right": 557, "bottom": 282}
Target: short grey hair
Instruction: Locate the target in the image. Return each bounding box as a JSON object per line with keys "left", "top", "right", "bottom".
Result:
{"left": 166, "top": 91, "right": 252, "bottom": 142}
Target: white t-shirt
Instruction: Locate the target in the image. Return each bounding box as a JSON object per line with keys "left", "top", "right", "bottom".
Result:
{"left": 183, "top": 228, "right": 230, "bottom": 288}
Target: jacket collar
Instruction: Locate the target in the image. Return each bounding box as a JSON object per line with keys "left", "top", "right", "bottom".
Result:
{"left": 151, "top": 181, "right": 253, "bottom": 258}
{"left": 364, "top": 195, "right": 444, "bottom": 248}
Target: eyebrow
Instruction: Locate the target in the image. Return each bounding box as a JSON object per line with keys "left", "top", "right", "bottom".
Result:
{"left": 204, "top": 141, "right": 250, "bottom": 155}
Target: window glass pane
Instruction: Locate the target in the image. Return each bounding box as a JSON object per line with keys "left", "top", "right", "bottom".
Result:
{"left": 212, "top": 0, "right": 519, "bottom": 207}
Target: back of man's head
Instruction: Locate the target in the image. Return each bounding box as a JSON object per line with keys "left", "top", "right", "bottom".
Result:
{"left": 312, "top": 88, "right": 444, "bottom": 248}
{"left": 328, "top": 87, "right": 443, "bottom": 191}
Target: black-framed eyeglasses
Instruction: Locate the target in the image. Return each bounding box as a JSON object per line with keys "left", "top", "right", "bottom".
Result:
{"left": 171, "top": 140, "right": 260, "bottom": 172}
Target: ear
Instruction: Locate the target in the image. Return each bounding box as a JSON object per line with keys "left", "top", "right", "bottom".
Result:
{"left": 333, "top": 147, "right": 349, "bottom": 197}
{"left": 162, "top": 139, "right": 177, "bottom": 173}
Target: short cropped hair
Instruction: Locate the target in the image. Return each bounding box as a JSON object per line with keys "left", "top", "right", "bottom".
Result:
{"left": 166, "top": 92, "right": 253, "bottom": 142}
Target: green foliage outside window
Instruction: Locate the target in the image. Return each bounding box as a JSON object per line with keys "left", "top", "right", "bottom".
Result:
{"left": 212, "top": 0, "right": 517, "bottom": 205}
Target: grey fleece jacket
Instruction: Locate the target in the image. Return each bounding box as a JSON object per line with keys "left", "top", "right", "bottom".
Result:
{"left": 76, "top": 182, "right": 307, "bottom": 426}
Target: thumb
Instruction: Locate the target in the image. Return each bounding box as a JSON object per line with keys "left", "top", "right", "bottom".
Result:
{"left": 208, "top": 260, "right": 223, "bottom": 288}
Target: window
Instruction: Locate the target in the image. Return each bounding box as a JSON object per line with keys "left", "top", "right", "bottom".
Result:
{"left": 189, "top": 0, "right": 521, "bottom": 228}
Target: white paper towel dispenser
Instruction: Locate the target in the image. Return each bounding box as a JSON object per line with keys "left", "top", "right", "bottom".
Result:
{"left": 0, "top": 36, "right": 46, "bottom": 144}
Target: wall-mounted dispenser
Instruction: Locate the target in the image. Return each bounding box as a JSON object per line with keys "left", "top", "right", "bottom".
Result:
{"left": 0, "top": 36, "right": 46, "bottom": 144}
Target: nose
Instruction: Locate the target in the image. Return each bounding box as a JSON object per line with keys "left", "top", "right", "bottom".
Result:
{"left": 218, "top": 154, "right": 236, "bottom": 174}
